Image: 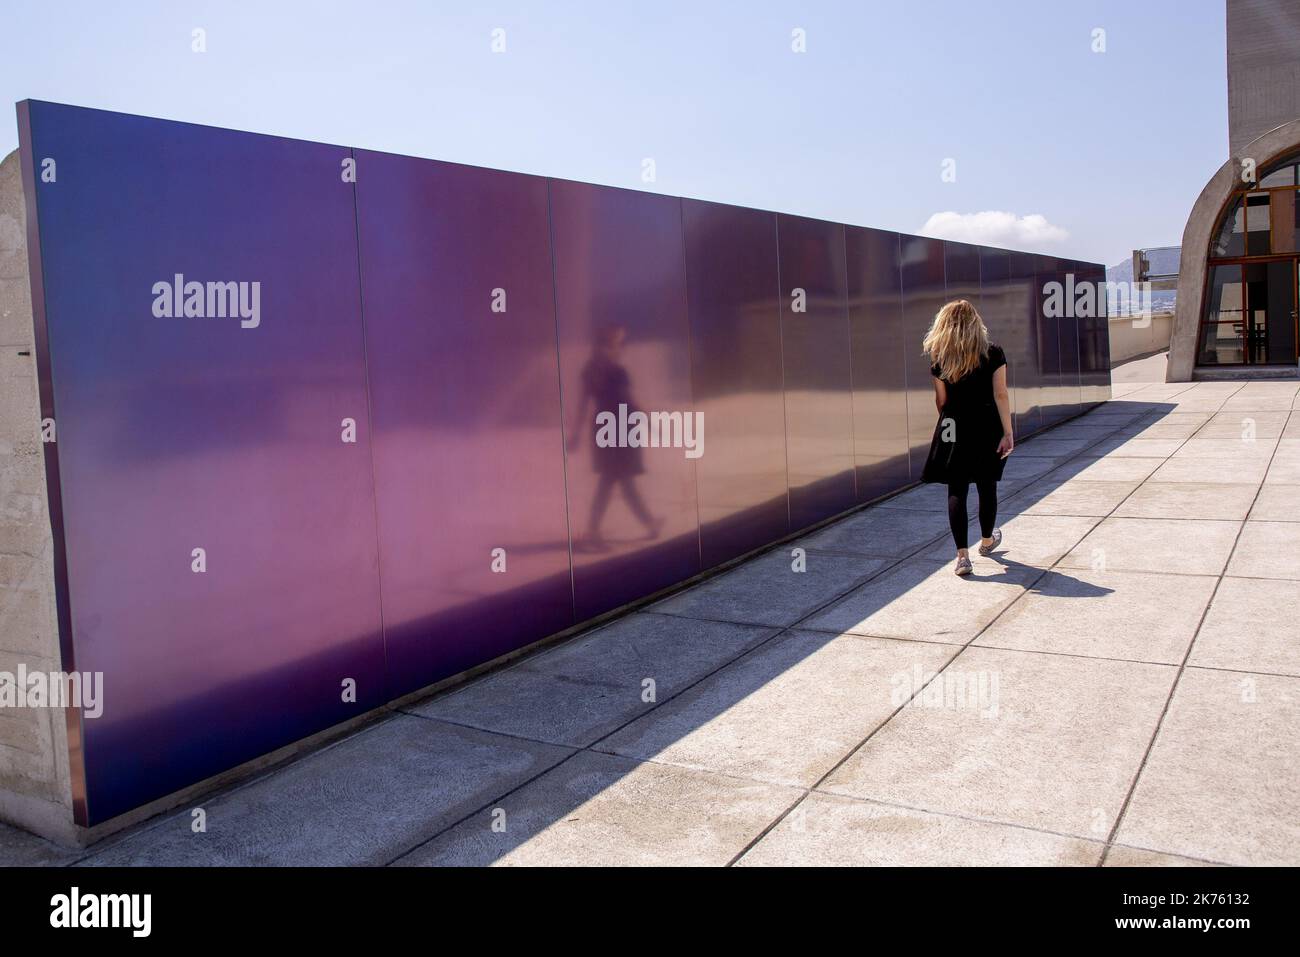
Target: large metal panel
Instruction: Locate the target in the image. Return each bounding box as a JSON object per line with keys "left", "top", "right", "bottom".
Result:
{"left": 19, "top": 101, "right": 385, "bottom": 825}
{"left": 1095, "top": 261, "right": 1113, "bottom": 400}
{"left": 943, "top": 241, "right": 981, "bottom": 307}
{"left": 549, "top": 181, "right": 700, "bottom": 621}
{"left": 977, "top": 246, "right": 1019, "bottom": 430}
{"left": 846, "top": 227, "right": 909, "bottom": 501}
{"left": 682, "top": 199, "right": 788, "bottom": 567}
{"left": 355, "top": 151, "right": 573, "bottom": 696}
{"left": 900, "top": 236, "right": 948, "bottom": 475}
{"left": 777, "top": 214, "right": 855, "bottom": 527}
{"left": 1035, "top": 254, "right": 1066, "bottom": 427}
{"left": 1058, "top": 260, "right": 1083, "bottom": 417}
{"left": 1078, "top": 262, "right": 1112, "bottom": 404}
{"left": 1008, "top": 251, "right": 1043, "bottom": 437}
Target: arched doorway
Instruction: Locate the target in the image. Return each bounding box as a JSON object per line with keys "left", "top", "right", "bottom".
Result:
{"left": 1197, "top": 150, "right": 1300, "bottom": 366}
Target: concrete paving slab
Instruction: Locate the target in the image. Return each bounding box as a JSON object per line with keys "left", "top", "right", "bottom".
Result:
{"left": 1059, "top": 517, "right": 1241, "bottom": 576}
{"left": 1148, "top": 456, "right": 1269, "bottom": 484}
{"left": 1048, "top": 457, "right": 1165, "bottom": 484}
{"left": 1103, "top": 845, "right": 1223, "bottom": 867}
{"left": 1248, "top": 483, "right": 1300, "bottom": 521}
{"left": 1264, "top": 456, "right": 1300, "bottom": 485}
{"left": 876, "top": 483, "right": 950, "bottom": 512}
{"left": 1039, "top": 424, "right": 1123, "bottom": 441}
{"left": 1195, "top": 410, "right": 1289, "bottom": 439}
{"left": 803, "top": 558, "right": 1041, "bottom": 644}
{"left": 1120, "top": 413, "right": 1211, "bottom": 440}
{"left": 1012, "top": 479, "right": 1141, "bottom": 517}
{"left": 1077, "top": 406, "right": 1159, "bottom": 422}
{"left": 0, "top": 820, "right": 80, "bottom": 866}
{"left": 78, "top": 716, "right": 574, "bottom": 866}
{"left": 650, "top": 549, "right": 888, "bottom": 627}
{"left": 1171, "top": 437, "right": 1277, "bottom": 458}
{"left": 997, "top": 454, "right": 1061, "bottom": 486}
{"left": 976, "top": 569, "right": 1217, "bottom": 664}
{"left": 794, "top": 506, "right": 948, "bottom": 558}
{"left": 1220, "top": 394, "right": 1296, "bottom": 412}
{"left": 737, "top": 792, "right": 1102, "bottom": 866}
{"left": 599, "top": 631, "right": 956, "bottom": 787}
{"left": 1116, "top": 668, "right": 1300, "bottom": 866}
{"left": 1114, "top": 482, "right": 1260, "bottom": 521}
{"left": 1190, "top": 577, "right": 1300, "bottom": 677}
{"left": 412, "top": 613, "right": 777, "bottom": 747}
{"left": 920, "top": 513, "right": 1100, "bottom": 567}
{"left": 1225, "top": 520, "right": 1300, "bottom": 580}
{"left": 1080, "top": 436, "right": 1183, "bottom": 459}
{"left": 1015, "top": 437, "right": 1102, "bottom": 458}
{"left": 821, "top": 646, "right": 1176, "bottom": 838}
{"left": 392, "top": 750, "right": 800, "bottom": 866}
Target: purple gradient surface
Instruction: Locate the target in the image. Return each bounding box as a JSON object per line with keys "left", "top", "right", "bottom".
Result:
{"left": 1009, "top": 251, "right": 1044, "bottom": 436}
{"left": 776, "top": 214, "right": 855, "bottom": 527}
{"left": 17, "top": 100, "right": 1109, "bottom": 825}
{"left": 1036, "top": 254, "right": 1068, "bottom": 426}
{"left": 846, "top": 227, "right": 909, "bottom": 501}
{"left": 548, "top": 181, "right": 700, "bottom": 621}
{"left": 976, "top": 246, "right": 1020, "bottom": 431}
{"left": 682, "top": 199, "right": 788, "bottom": 567}
{"left": 900, "top": 236, "right": 948, "bottom": 475}
{"left": 354, "top": 151, "right": 574, "bottom": 697}
{"left": 20, "top": 102, "right": 385, "bottom": 824}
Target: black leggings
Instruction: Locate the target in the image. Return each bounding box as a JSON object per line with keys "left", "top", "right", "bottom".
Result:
{"left": 947, "top": 479, "right": 998, "bottom": 550}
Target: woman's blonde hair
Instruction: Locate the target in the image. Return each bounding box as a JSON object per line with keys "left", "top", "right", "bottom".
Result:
{"left": 923, "top": 299, "right": 990, "bottom": 382}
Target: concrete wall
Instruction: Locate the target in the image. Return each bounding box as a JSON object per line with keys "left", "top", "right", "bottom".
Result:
{"left": 1228, "top": 0, "right": 1300, "bottom": 155}
{"left": 1169, "top": 118, "right": 1300, "bottom": 380}
{"left": 0, "top": 149, "right": 76, "bottom": 843}
{"left": 1108, "top": 312, "right": 1173, "bottom": 366}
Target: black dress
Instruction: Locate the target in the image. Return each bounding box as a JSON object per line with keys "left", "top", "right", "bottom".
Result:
{"left": 580, "top": 354, "right": 644, "bottom": 478}
{"left": 921, "top": 344, "right": 1008, "bottom": 484}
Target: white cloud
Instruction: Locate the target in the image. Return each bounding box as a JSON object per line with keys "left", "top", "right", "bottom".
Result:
{"left": 918, "top": 210, "right": 1069, "bottom": 249}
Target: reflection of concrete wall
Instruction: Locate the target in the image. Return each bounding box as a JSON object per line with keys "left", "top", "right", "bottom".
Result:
{"left": 1229, "top": 0, "right": 1300, "bottom": 155}
{"left": 0, "top": 150, "right": 76, "bottom": 843}
{"left": 1108, "top": 313, "right": 1173, "bottom": 366}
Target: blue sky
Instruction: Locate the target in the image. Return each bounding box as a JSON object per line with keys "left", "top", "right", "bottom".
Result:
{"left": 0, "top": 0, "right": 1227, "bottom": 267}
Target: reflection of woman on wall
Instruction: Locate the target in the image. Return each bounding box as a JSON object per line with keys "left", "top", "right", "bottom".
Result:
{"left": 568, "top": 323, "right": 663, "bottom": 550}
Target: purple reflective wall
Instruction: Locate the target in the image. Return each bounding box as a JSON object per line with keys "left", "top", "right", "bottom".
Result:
{"left": 977, "top": 246, "right": 1019, "bottom": 429}
{"left": 846, "top": 227, "right": 908, "bottom": 500}
{"left": 682, "top": 200, "right": 788, "bottom": 567}
{"left": 776, "top": 214, "right": 855, "bottom": 526}
{"left": 18, "top": 100, "right": 1109, "bottom": 825}
{"left": 1008, "top": 251, "right": 1044, "bottom": 436}
{"left": 901, "top": 236, "right": 948, "bottom": 474}
{"left": 548, "top": 181, "right": 700, "bottom": 621}
{"left": 19, "top": 101, "right": 385, "bottom": 823}
{"left": 354, "top": 151, "right": 573, "bottom": 696}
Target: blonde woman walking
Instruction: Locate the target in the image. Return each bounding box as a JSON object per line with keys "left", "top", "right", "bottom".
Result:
{"left": 920, "top": 300, "right": 1014, "bottom": 576}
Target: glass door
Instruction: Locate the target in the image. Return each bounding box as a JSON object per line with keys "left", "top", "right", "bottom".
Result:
{"left": 1244, "top": 259, "right": 1297, "bottom": 364}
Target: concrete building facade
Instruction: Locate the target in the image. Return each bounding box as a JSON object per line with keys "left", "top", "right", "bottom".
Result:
{"left": 1169, "top": 0, "right": 1300, "bottom": 380}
